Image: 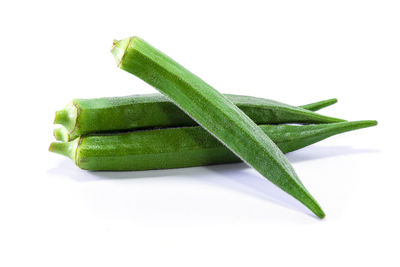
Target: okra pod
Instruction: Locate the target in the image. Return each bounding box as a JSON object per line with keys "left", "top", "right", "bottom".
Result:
{"left": 54, "top": 94, "right": 343, "bottom": 141}
{"left": 49, "top": 121, "right": 377, "bottom": 171}
{"left": 111, "top": 36, "right": 324, "bottom": 218}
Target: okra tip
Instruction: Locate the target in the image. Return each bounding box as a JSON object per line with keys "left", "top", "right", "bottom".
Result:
{"left": 328, "top": 98, "right": 338, "bottom": 104}
{"left": 348, "top": 120, "right": 377, "bottom": 128}
{"left": 300, "top": 98, "right": 338, "bottom": 112}
{"left": 298, "top": 191, "right": 326, "bottom": 219}
{"left": 313, "top": 205, "right": 325, "bottom": 219}
{"left": 318, "top": 98, "right": 338, "bottom": 106}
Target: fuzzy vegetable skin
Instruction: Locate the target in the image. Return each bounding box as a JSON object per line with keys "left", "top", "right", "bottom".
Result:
{"left": 111, "top": 36, "right": 325, "bottom": 218}
{"left": 49, "top": 121, "right": 377, "bottom": 171}
{"left": 54, "top": 94, "right": 343, "bottom": 141}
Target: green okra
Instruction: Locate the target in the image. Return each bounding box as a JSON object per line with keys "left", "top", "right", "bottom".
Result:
{"left": 111, "top": 36, "right": 325, "bottom": 218}
{"left": 54, "top": 94, "right": 343, "bottom": 141}
{"left": 49, "top": 121, "right": 377, "bottom": 171}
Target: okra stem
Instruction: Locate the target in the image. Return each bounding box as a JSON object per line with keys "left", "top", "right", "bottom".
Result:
{"left": 49, "top": 138, "right": 79, "bottom": 160}
{"left": 54, "top": 101, "right": 77, "bottom": 132}
{"left": 53, "top": 127, "right": 70, "bottom": 142}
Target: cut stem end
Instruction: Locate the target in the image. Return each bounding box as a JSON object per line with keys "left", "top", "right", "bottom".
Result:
{"left": 54, "top": 110, "right": 69, "bottom": 125}
{"left": 111, "top": 37, "right": 133, "bottom": 67}
{"left": 49, "top": 139, "right": 79, "bottom": 160}
{"left": 53, "top": 127, "right": 70, "bottom": 142}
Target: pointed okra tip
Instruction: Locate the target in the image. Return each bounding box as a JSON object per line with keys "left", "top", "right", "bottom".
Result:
{"left": 301, "top": 98, "right": 338, "bottom": 112}
{"left": 314, "top": 205, "right": 326, "bottom": 219}
{"left": 358, "top": 120, "right": 378, "bottom": 127}
{"left": 314, "top": 98, "right": 338, "bottom": 111}
{"left": 111, "top": 37, "right": 134, "bottom": 67}
{"left": 302, "top": 193, "right": 326, "bottom": 219}
{"left": 328, "top": 98, "right": 338, "bottom": 104}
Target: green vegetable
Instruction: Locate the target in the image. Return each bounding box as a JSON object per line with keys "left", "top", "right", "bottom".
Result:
{"left": 111, "top": 36, "right": 325, "bottom": 218}
{"left": 49, "top": 121, "right": 377, "bottom": 171}
{"left": 54, "top": 94, "right": 343, "bottom": 141}
{"left": 299, "top": 98, "right": 337, "bottom": 111}
{"left": 53, "top": 127, "right": 69, "bottom": 142}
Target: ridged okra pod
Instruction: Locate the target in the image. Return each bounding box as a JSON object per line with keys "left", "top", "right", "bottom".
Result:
{"left": 54, "top": 94, "right": 342, "bottom": 141}
{"left": 111, "top": 36, "right": 325, "bottom": 218}
{"left": 49, "top": 121, "right": 377, "bottom": 171}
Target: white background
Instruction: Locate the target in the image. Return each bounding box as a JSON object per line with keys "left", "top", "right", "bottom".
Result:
{"left": 0, "top": 1, "right": 399, "bottom": 266}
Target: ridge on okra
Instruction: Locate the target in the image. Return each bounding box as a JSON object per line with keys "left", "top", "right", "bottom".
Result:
{"left": 53, "top": 93, "right": 343, "bottom": 141}
{"left": 111, "top": 36, "right": 325, "bottom": 218}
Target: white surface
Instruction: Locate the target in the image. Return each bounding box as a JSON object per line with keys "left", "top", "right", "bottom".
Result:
{"left": 0, "top": 1, "right": 399, "bottom": 266}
